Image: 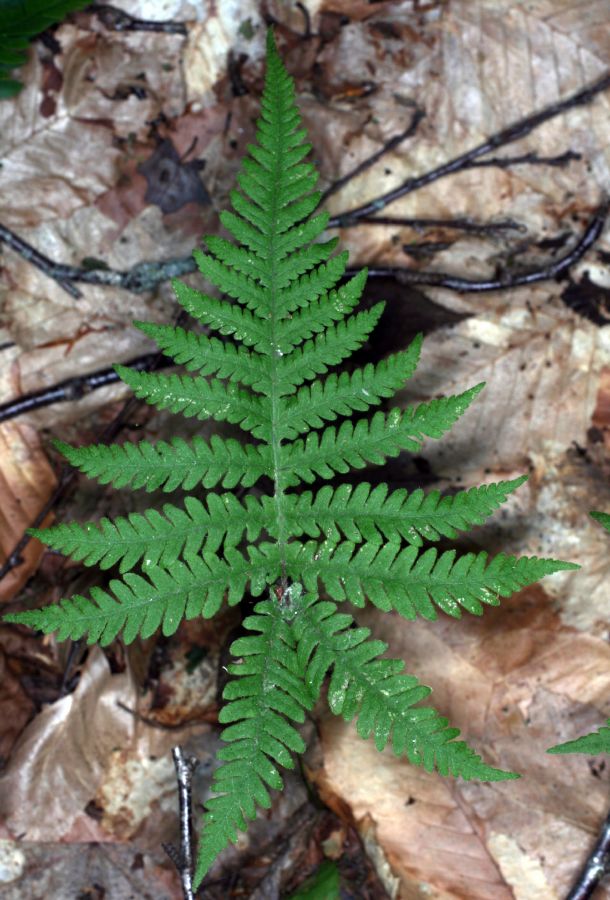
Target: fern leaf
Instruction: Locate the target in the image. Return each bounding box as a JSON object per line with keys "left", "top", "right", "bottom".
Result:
{"left": 279, "top": 387, "right": 482, "bottom": 487}
{"left": 172, "top": 279, "right": 272, "bottom": 353}
{"left": 283, "top": 541, "right": 578, "bottom": 617}
{"left": 547, "top": 720, "right": 610, "bottom": 755}
{"left": 278, "top": 338, "right": 423, "bottom": 438}
{"left": 53, "top": 436, "right": 271, "bottom": 491}
{"left": 275, "top": 269, "right": 368, "bottom": 353}
{"left": 289, "top": 588, "right": 517, "bottom": 780}
{"left": 5, "top": 29, "right": 581, "bottom": 885}
{"left": 277, "top": 304, "right": 385, "bottom": 393}
{"left": 276, "top": 252, "right": 349, "bottom": 316}
{"left": 114, "top": 366, "right": 271, "bottom": 439}
{"left": 4, "top": 549, "right": 276, "bottom": 643}
{"left": 193, "top": 248, "right": 269, "bottom": 316}
{"left": 591, "top": 510, "right": 610, "bottom": 533}
{"left": 283, "top": 476, "right": 528, "bottom": 546}
{"left": 30, "top": 493, "right": 272, "bottom": 574}
{"left": 0, "top": 0, "right": 89, "bottom": 97}
{"left": 195, "top": 600, "right": 314, "bottom": 884}
{"left": 133, "top": 321, "right": 270, "bottom": 389}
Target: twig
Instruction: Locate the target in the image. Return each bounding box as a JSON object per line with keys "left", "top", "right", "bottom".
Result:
{"left": 328, "top": 71, "right": 610, "bottom": 225}
{"left": 0, "top": 224, "right": 82, "bottom": 298}
{"left": 348, "top": 199, "right": 609, "bottom": 293}
{"left": 320, "top": 108, "right": 425, "bottom": 203}
{"left": 295, "top": 1, "right": 313, "bottom": 39}
{"left": 338, "top": 215, "right": 525, "bottom": 234}
{"left": 566, "top": 809, "right": 610, "bottom": 900}
{"left": 164, "top": 747, "right": 199, "bottom": 900}
{"left": 88, "top": 4, "right": 187, "bottom": 35}
{"left": 469, "top": 149, "right": 581, "bottom": 169}
{"left": 0, "top": 352, "right": 169, "bottom": 424}
{"left": 0, "top": 222, "right": 197, "bottom": 295}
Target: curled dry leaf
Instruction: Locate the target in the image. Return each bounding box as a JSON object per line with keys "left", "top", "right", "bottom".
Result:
{"left": 0, "top": 422, "right": 57, "bottom": 602}
{"left": 0, "top": 646, "right": 136, "bottom": 841}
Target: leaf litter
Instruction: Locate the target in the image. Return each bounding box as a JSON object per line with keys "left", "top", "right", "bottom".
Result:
{"left": 1, "top": 0, "right": 610, "bottom": 897}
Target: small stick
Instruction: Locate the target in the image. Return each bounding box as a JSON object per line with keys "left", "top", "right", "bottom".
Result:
{"left": 348, "top": 199, "right": 609, "bottom": 293}
{"left": 88, "top": 4, "right": 187, "bottom": 35}
{"left": 320, "top": 108, "right": 425, "bottom": 204}
{"left": 0, "top": 352, "right": 167, "bottom": 425}
{"left": 566, "top": 809, "right": 610, "bottom": 900}
{"left": 337, "top": 215, "right": 524, "bottom": 234}
{"left": 164, "top": 747, "right": 200, "bottom": 900}
{"left": 329, "top": 71, "right": 610, "bottom": 225}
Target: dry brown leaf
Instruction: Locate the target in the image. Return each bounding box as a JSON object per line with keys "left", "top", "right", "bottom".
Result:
{"left": 0, "top": 841, "right": 181, "bottom": 899}
{"left": 0, "top": 646, "right": 136, "bottom": 841}
{"left": 0, "top": 422, "right": 57, "bottom": 602}
{"left": 309, "top": 597, "right": 610, "bottom": 899}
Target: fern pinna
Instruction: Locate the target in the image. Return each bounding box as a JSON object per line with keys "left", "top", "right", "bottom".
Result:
{"left": 6, "top": 30, "right": 579, "bottom": 886}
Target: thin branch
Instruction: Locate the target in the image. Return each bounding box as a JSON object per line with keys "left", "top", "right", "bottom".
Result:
{"left": 328, "top": 71, "right": 610, "bottom": 226}
{"left": 566, "top": 809, "right": 610, "bottom": 900}
{"left": 338, "top": 215, "right": 525, "bottom": 234}
{"left": 350, "top": 199, "right": 609, "bottom": 293}
{"left": 320, "top": 108, "right": 425, "bottom": 203}
{"left": 469, "top": 149, "right": 581, "bottom": 169}
{"left": 88, "top": 4, "right": 188, "bottom": 35}
{"left": 0, "top": 222, "right": 197, "bottom": 295}
{"left": 0, "top": 224, "right": 82, "bottom": 298}
{"left": 0, "top": 352, "right": 168, "bottom": 425}
{"left": 164, "top": 747, "right": 199, "bottom": 900}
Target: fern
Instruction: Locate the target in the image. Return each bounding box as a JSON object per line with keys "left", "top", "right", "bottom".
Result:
{"left": 5, "top": 30, "right": 580, "bottom": 886}
{"left": 547, "top": 510, "right": 610, "bottom": 756}
{"left": 0, "top": 0, "right": 89, "bottom": 98}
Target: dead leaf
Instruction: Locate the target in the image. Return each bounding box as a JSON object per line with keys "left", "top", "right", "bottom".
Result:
{"left": 0, "top": 422, "right": 57, "bottom": 602}
{"left": 0, "top": 646, "right": 136, "bottom": 841}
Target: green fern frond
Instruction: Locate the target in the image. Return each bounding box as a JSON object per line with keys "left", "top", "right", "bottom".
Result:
{"left": 279, "top": 386, "right": 483, "bottom": 487}
{"left": 194, "top": 599, "right": 315, "bottom": 884}
{"left": 277, "top": 303, "right": 386, "bottom": 393}
{"left": 277, "top": 338, "right": 423, "bottom": 439}
{"left": 114, "top": 366, "right": 271, "bottom": 439}
{"left": 133, "top": 321, "right": 270, "bottom": 388}
{"left": 0, "top": 1, "right": 89, "bottom": 97}
{"left": 289, "top": 588, "right": 517, "bottom": 780}
{"left": 547, "top": 720, "right": 610, "bottom": 755}
{"left": 7, "top": 549, "right": 271, "bottom": 643}
{"left": 281, "top": 542, "right": 577, "bottom": 617}
{"left": 282, "top": 476, "right": 528, "bottom": 547}
{"left": 29, "top": 493, "right": 272, "bottom": 573}
{"left": 6, "top": 28, "right": 582, "bottom": 885}
{"left": 590, "top": 510, "right": 610, "bottom": 533}
{"left": 52, "top": 436, "right": 271, "bottom": 491}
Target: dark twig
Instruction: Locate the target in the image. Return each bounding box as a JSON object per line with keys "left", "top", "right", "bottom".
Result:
{"left": 164, "top": 747, "right": 199, "bottom": 900}
{"left": 320, "top": 108, "right": 425, "bottom": 203}
{"left": 88, "top": 4, "right": 187, "bottom": 35}
{"left": 328, "top": 71, "right": 610, "bottom": 225}
{"left": 339, "top": 215, "right": 525, "bottom": 234}
{"left": 566, "top": 809, "right": 610, "bottom": 900}
{"left": 347, "top": 198, "right": 609, "bottom": 293}
{"left": 0, "top": 223, "right": 82, "bottom": 298}
{"left": 0, "top": 222, "right": 197, "bottom": 295}
{"left": 0, "top": 352, "right": 169, "bottom": 425}
{"left": 295, "top": 1, "right": 313, "bottom": 39}
{"left": 469, "top": 149, "right": 581, "bottom": 169}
